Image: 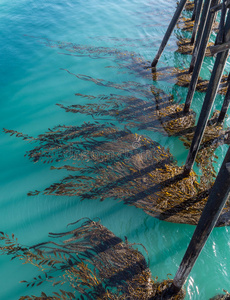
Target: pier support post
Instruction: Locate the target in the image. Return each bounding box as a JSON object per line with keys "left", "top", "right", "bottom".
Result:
{"left": 218, "top": 75, "right": 230, "bottom": 123}
{"left": 191, "top": 0, "right": 203, "bottom": 45}
{"left": 168, "top": 146, "right": 230, "bottom": 293}
{"left": 184, "top": 0, "right": 220, "bottom": 113}
{"left": 151, "top": 0, "right": 187, "bottom": 68}
{"left": 189, "top": 0, "right": 214, "bottom": 74}
{"left": 215, "top": 1, "right": 227, "bottom": 45}
{"left": 184, "top": 9, "right": 230, "bottom": 176}
{"left": 191, "top": 0, "right": 198, "bottom": 21}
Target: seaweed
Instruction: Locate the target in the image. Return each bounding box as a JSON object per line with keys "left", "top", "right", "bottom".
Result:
{"left": 176, "top": 37, "right": 213, "bottom": 56}
{"left": 4, "top": 67, "right": 230, "bottom": 226}
{"left": 5, "top": 116, "right": 230, "bottom": 226}
{"left": 0, "top": 218, "right": 186, "bottom": 299}
{"left": 5, "top": 26, "right": 230, "bottom": 227}
{"left": 152, "top": 67, "right": 229, "bottom": 95}
{"left": 54, "top": 71, "right": 227, "bottom": 186}
{"left": 25, "top": 36, "right": 152, "bottom": 79}
{"left": 177, "top": 16, "right": 219, "bottom": 33}
{"left": 184, "top": 1, "right": 195, "bottom": 12}
{"left": 210, "top": 290, "right": 230, "bottom": 300}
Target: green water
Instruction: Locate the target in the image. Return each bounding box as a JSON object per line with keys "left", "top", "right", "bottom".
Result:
{"left": 1, "top": 0, "right": 230, "bottom": 299}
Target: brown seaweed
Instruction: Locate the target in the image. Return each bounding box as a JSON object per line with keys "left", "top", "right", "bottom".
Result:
{"left": 210, "top": 290, "right": 230, "bottom": 300}
{"left": 5, "top": 28, "right": 230, "bottom": 227}
{"left": 177, "top": 16, "right": 219, "bottom": 33}
{"left": 55, "top": 75, "right": 228, "bottom": 186}
{"left": 25, "top": 36, "right": 152, "bottom": 79}
{"left": 0, "top": 218, "right": 186, "bottom": 299}
{"left": 176, "top": 37, "right": 213, "bottom": 56}
{"left": 4, "top": 70, "right": 230, "bottom": 226}
{"left": 57, "top": 87, "right": 196, "bottom": 138}
{"left": 184, "top": 0, "right": 194, "bottom": 12}
{"left": 152, "top": 67, "right": 229, "bottom": 95}
{"left": 5, "top": 117, "right": 230, "bottom": 226}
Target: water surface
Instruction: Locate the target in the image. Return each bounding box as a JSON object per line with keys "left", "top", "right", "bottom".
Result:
{"left": 1, "top": 0, "right": 230, "bottom": 299}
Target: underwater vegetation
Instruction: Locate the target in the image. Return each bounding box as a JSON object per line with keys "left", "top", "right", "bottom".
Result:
{"left": 5, "top": 11, "right": 230, "bottom": 227}
{"left": 55, "top": 77, "right": 228, "bottom": 187}
{"left": 26, "top": 34, "right": 230, "bottom": 96}
{"left": 177, "top": 16, "right": 219, "bottom": 33}
{"left": 3, "top": 1, "right": 230, "bottom": 298}
{"left": 4, "top": 89, "right": 230, "bottom": 226}
{"left": 0, "top": 218, "right": 186, "bottom": 299}
{"left": 184, "top": 0, "right": 195, "bottom": 12}
{"left": 210, "top": 292, "right": 230, "bottom": 300}
{"left": 152, "top": 67, "right": 229, "bottom": 94}
{"left": 176, "top": 36, "right": 214, "bottom": 56}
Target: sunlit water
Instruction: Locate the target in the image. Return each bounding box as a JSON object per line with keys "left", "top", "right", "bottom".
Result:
{"left": 1, "top": 0, "right": 230, "bottom": 299}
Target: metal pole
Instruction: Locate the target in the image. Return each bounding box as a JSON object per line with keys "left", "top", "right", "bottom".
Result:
{"left": 184, "top": 10, "right": 230, "bottom": 176}
{"left": 169, "top": 146, "right": 230, "bottom": 293}
{"left": 184, "top": 0, "right": 220, "bottom": 113}
{"left": 151, "top": 0, "right": 187, "bottom": 68}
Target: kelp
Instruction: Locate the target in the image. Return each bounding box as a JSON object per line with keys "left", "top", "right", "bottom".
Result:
{"left": 152, "top": 67, "right": 199, "bottom": 88}
{"left": 90, "top": 36, "right": 155, "bottom": 49}
{"left": 0, "top": 218, "right": 186, "bottom": 299}
{"left": 152, "top": 67, "right": 229, "bottom": 95}
{"left": 5, "top": 119, "right": 230, "bottom": 226}
{"left": 177, "top": 18, "right": 196, "bottom": 32}
{"left": 5, "top": 29, "right": 230, "bottom": 227}
{"left": 4, "top": 65, "right": 230, "bottom": 226}
{"left": 195, "top": 74, "right": 230, "bottom": 95}
{"left": 176, "top": 37, "right": 213, "bottom": 56}
{"left": 56, "top": 74, "right": 189, "bottom": 138}
{"left": 56, "top": 88, "right": 229, "bottom": 188}
{"left": 150, "top": 279, "right": 186, "bottom": 300}
{"left": 180, "top": 111, "right": 230, "bottom": 187}
{"left": 210, "top": 291, "right": 230, "bottom": 300}
{"left": 60, "top": 68, "right": 155, "bottom": 99}
{"left": 57, "top": 87, "right": 195, "bottom": 136}
{"left": 25, "top": 30, "right": 223, "bottom": 94}
{"left": 25, "top": 36, "right": 152, "bottom": 79}
{"left": 61, "top": 67, "right": 228, "bottom": 97}
{"left": 177, "top": 16, "right": 219, "bottom": 33}
{"left": 184, "top": 1, "right": 194, "bottom": 12}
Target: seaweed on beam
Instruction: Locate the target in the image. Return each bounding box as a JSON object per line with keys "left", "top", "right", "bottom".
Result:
{"left": 176, "top": 37, "right": 213, "bottom": 56}
{"left": 152, "top": 67, "right": 229, "bottom": 95}
{"left": 184, "top": 0, "right": 195, "bottom": 12}
{"left": 177, "top": 16, "right": 219, "bottom": 33}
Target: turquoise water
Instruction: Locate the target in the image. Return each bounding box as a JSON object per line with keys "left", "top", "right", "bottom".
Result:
{"left": 1, "top": 0, "right": 230, "bottom": 299}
